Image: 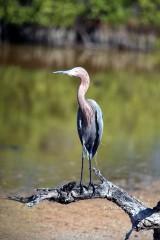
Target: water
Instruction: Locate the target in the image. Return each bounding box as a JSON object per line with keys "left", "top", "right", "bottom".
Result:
{"left": 0, "top": 43, "right": 160, "bottom": 193}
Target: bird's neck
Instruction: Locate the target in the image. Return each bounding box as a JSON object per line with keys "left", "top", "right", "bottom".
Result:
{"left": 77, "top": 74, "right": 93, "bottom": 124}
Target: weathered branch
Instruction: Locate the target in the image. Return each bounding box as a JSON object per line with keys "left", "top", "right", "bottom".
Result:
{"left": 8, "top": 168, "right": 160, "bottom": 240}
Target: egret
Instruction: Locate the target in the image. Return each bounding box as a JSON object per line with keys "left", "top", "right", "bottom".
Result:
{"left": 53, "top": 67, "right": 103, "bottom": 191}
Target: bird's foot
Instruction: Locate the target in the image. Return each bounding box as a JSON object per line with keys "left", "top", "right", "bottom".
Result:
{"left": 79, "top": 182, "right": 84, "bottom": 195}
{"left": 88, "top": 182, "right": 95, "bottom": 196}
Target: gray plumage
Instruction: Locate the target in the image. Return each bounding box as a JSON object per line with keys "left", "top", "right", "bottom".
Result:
{"left": 77, "top": 99, "right": 103, "bottom": 160}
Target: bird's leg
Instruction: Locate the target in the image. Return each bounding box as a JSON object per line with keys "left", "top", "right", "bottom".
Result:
{"left": 79, "top": 151, "right": 84, "bottom": 194}
{"left": 88, "top": 154, "right": 95, "bottom": 195}
{"left": 89, "top": 155, "right": 92, "bottom": 186}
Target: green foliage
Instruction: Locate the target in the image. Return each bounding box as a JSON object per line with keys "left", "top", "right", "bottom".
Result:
{"left": 83, "top": 0, "right": 131, "bottom": 24}
{"left": 138, "top": 0, "right": 160, "bottom": 26}
{"left": 0, "top": 0, "right": 160, "bottom": 26}
{"left": 0, "top": 0, "right": 84, "bottom": 26}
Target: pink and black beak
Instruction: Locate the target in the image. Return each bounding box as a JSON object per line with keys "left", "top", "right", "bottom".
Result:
{"left": 53, "top": 70, "right": 73, "bottom": 76}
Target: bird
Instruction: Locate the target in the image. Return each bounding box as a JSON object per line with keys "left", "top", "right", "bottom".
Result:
{"left": 53, "top": 67, "right": 103, "bottom": 191}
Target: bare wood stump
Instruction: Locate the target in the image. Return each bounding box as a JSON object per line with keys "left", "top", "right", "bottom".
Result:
{"left": 8, "top": 168, "right": 160, "bottom": 240}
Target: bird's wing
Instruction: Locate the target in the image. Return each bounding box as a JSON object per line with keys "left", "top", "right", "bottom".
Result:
{"left": 77, "top": 108, "right": 83, "bottom": 145}
{"left": 91, "top": 108, "right": 103, "bottom": 158}
{"left": 87, "top": 99, "right": 103, "bottom": 158}
{"left": 88, "top": 99, "right": 103, "bottom": 141}
{"left": 95, "top": 105, "right": 103, "bottom": 143}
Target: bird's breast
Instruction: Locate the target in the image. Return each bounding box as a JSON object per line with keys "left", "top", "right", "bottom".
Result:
{"left": 77, "top": 108, "right": 96, "bottom": 146}
{"left": 77, "top": 99, "right": 103, "bottom": 158}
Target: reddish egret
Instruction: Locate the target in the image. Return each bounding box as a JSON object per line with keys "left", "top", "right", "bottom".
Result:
{"left": 53, "top": 67, "right": 103, "bottom": 190}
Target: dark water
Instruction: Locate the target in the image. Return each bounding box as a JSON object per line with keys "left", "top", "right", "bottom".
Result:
{"left": 0, "top": 43, "right": 160, "bottom": 193}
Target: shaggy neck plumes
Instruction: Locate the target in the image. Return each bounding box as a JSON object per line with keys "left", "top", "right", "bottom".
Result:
{"left": 77, "top": 73, "right": 93, "bottom": 125}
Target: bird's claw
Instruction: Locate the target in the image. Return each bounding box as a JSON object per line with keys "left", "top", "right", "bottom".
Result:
{"left": 79, "top": 183, "right": 88, "bottom": 195}
{"left": 88, "top": 182, "right": 95, "bottom": 196}
{"left": 79, "top": 183, "right": 84, "bottom": 194}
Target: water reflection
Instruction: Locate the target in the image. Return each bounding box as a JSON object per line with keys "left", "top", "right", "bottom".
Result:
{"left": 0, "top": 44, "right": 160, "bottom": 193}
{"left": 0, "top": 43, "right": 160, "bottom": 71}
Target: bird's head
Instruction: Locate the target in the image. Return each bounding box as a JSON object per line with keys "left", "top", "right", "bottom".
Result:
{"left": 53, "top": 67, "right": 89, "bottom": 80}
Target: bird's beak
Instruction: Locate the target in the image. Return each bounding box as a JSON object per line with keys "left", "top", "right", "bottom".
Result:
{"left": 52, "top": 70, "right": 72, "bottom": 76}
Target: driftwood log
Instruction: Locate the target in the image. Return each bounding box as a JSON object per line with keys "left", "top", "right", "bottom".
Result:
{"left": 9, "top": 168, "right": 160, "bottom": 240}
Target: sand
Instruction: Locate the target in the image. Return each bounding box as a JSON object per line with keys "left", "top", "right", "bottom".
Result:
{"left": 0, "top": 181, "right": 160, "bottom": 240}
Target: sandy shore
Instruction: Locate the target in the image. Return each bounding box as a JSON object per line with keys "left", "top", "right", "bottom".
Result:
{"left": 0, "top": 181, "right": 159, "bottom": 240}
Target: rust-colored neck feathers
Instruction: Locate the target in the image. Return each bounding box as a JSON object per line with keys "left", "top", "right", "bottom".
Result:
{"left": 77, "top": 71, "right": 93, "bottom": 125}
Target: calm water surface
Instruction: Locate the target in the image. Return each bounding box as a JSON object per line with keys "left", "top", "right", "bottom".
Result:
{"left": 0, "top": 44, "right": 160, "bottom": 193}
